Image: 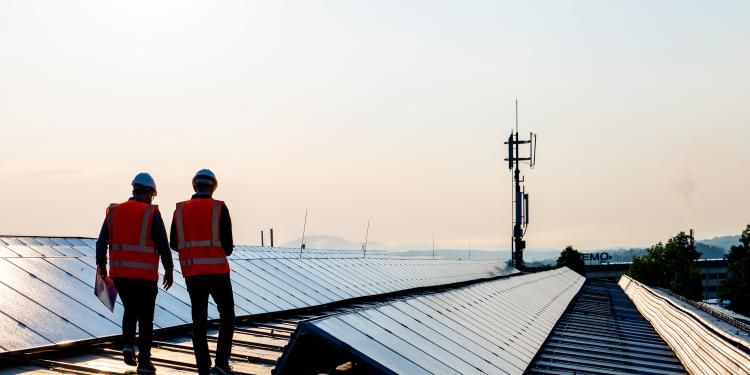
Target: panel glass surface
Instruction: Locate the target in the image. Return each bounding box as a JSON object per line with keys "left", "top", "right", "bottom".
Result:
{"left": 6, "top": 245, "right": 44, "bottom": 257}
{"left": 377, "top": 303, "right": 507, "bottom": 374}
{"left": 28, "top": 245, "right": 66, "bottom": 257}
{"left": 226, "top": 278, "right": 274, "bottom": 314}
{"left": 318, "top": 259, "right": 385, "bottom": 295}
{"left": 230, "top": 262, "right": 308, "bottom": 309}
{"left": 237, "top": 261, "right": 321, "bottom": 306}
{"left": 311, "top": 318, "right": 430, "bottom": 373}
{"left": 356, "top": 308, "right": 477, "bottom": 374}
{"left": 0, "top": 312, "right": 53, "bottom": 352}
{"left": 0, "top": 245, "right": 19, "bottom": 257}
{"left": 10, "top": 258, "right": 126, "bottom": 326}
{"left": 287, "top": 269, "right": 584, "bottom": 375}
{"left": 394, "top": 300, "right": 523, "bottom": 372}
{"left": 50, "top": 245, "right": 86, "bottom": 257}
{"left": 0, "top": 259, "right": 121, "bottom": 337}
{"left": 0, "top": 236, "right": 516, "bottom": 354}
{"left": 0, "top": 282, "right": 92, "bottom": 343}
{"left": 229, "top": 268, "right": 295, "bottom": 311}
{"left": 335, "top": 313, "right": 462, "bottom": 374}
{"left": 288, "top": 260, "right": 359, "bottom": 299}
{"left": 262, "top": 259, "right": 346, "bottom": 302}
{"left": 16, "top": 237, "right": 42, "bottom": 247}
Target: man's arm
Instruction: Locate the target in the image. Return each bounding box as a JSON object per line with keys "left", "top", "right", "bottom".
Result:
{"left": 220, "top": 204, "right": 234, "bottom": 256}
{"left": 151, "top": 210, "right": 174, "bottom": 272}
{"left": 95, "top": 219, "right": 109, "bottom": 268}
{"left": 169, "top": 215, "right": 178, "bottom": 252}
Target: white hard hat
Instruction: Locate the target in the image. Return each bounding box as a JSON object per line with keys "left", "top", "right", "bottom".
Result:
{"left": 193, "top": 169, "right": 217, "bottom": 187}
{"left": 131, "top": 172, "right": 157, "bottom": 193}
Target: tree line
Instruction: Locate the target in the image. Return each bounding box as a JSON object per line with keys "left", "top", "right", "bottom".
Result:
{"left": 553, "top": 224, "right": 750, "bottom": 315}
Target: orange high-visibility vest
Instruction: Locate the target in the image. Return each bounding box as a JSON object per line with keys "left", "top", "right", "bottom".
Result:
{"left": 106, "top": 200, "right": 160, "bottom": 281}
{"left": 174, "top": 199, "right": 230, "bottom": 277}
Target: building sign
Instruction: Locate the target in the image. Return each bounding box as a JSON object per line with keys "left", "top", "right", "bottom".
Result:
{"left": 581, "top": 252, "right": 611, "bottom": 264}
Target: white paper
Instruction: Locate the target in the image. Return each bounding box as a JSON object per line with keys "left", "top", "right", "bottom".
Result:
{"left": 95, "top": 270, "right": 118, "bottom": 312}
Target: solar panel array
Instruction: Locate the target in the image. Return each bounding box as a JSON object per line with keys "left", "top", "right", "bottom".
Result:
{"left": 620, "top": 275, "right": 750, "bottom": 374}
{"left": 275, "top": 267, "right": 584, "bottom": 375}
{"left": 0, "top": 236, "right": 514, "bottom": 354}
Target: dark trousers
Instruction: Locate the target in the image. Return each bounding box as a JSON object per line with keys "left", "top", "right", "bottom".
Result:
{"left": 186, "top": 273, "right": 235, "bottom": 371}
{"left": 113, "top": 278, "right": 158, "bottom": 361}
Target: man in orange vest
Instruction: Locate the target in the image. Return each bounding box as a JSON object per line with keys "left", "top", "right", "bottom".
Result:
{"left": 96, "top": 172, "right": 174, "bottom": 374}
{"left": 171, "top": 169, "right": 235, "bottom": 375}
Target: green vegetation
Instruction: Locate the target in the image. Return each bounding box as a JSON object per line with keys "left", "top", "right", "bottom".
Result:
{"left": 719, "top": 225, "right": 750, "bottom": 315}
{"left": 556, "top": 246, "right": 586, "bottom": 276}
{"left": 627, "top": 232, "right": 703, "bottom": 300}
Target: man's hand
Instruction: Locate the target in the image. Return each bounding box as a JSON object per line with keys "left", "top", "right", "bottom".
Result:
{"left": 98, "top": 265, "right": 107, "bottom": 279}
{"left": 163, "top": 270, "right": 173, "bottom": 291}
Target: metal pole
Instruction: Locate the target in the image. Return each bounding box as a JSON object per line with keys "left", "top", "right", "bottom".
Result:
{"left": 363, "top": 220, "right": 370, "bottom": 258}
{"left": 270, "top": 228, "right": 274, "bottom": 247}
{"left": 300, "top": 209, "right": 308, "bottom": 259}
{"left": 261, "top": 230, "right": 264, "bottom": 247}
{"left": 432, "top": 233, "right": 435, "bottom": 260}
{"left": 513, "top": 99, "right": 524, "bottom": 269}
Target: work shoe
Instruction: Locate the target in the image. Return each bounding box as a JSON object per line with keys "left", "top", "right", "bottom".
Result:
{"left": 137, "top": 359, "right": 156, "bottom": 374}
{"left": 122, "top": 345, "right": 137, "bottom": 366}
{"left": 211, "top": 363, "right": 233, "bottom": 375}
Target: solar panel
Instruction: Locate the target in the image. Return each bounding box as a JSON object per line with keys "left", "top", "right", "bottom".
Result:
{"left": 0, "top": 258, "right": 121, "bottom": 337}
{"left": 0, "top": 236, "right": 515, "bottom": 354}
{"left": 275, "top": 268, "right": 583, "bottom": 375}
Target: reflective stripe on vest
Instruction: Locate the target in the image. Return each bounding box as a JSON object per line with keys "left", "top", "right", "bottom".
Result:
{"left": 111, "top": 260, "right": 159, "bottom": 271}
{"left": 110, "top": 244, "right": 155, "bottom": 253}
{"left": 175, "top": 199, "right": 230, "bottom": 277}
{"left": 107, "top": 202, "right": 159, "bottom": 280}
{"left": 180, "top": 257, "right": 229, "bottom": 267}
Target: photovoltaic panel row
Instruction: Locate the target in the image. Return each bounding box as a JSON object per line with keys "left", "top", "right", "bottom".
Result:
{"left": 275, "top": 268, "right": 584, "bottom": 375}
{"left": 0, "top": 236, "right": 514, "bottom": 354}
{"left": 0, "top": 238, "right": 447, "bottom": 260}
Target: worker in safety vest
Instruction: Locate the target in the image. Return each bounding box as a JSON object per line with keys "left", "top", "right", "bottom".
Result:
{"left": 96, "top": 172, "right": 174, "bottom": 374}
{"left": 170, "top": 169, "right": 235, "bottom": 375}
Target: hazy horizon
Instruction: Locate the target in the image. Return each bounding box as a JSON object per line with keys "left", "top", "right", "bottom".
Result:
{"left": 2, "top": 1, "right": 748, "bottom": 251}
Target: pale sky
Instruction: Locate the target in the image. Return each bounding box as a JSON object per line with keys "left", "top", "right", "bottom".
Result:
{"left": 1, "top": 1, "right": 748, "bottom": 253}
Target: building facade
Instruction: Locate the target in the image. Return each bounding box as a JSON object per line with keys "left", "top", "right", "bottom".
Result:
{"left": 585, "top": 258, "right": 729, "bottom": 300}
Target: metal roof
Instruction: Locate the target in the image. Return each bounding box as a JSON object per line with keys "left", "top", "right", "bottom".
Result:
{"left": 528, "top": 279, "right": 686, "bottom": 374}
{"left": 274, "top": 268, "right": 585, "bottom": 375}
{"left": 0, "top": 236, "right": 514, "bottom": 355}
{"left": 9, "top": 235, "right": 746, "bottom": 374}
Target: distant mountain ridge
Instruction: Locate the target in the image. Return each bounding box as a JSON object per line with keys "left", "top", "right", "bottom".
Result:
{"left": 699, "top": 235, "right": 741, "bottom": 251}
{"left": 280, "top": 235, "right": 387, "bottom": 251}
{"left": 279, "top": 234, "right": 742, "bottom": 263}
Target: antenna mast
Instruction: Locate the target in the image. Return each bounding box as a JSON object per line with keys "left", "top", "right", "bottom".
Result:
{"left": 504, "top": 99, "right": 537, "bottom": 269}
{"left": 299, "top": 209, "right": 308, "bottom": 259}
{"left": 432, "top": 233, "right": 435, "bottom": 260}
{"left": 362, "top": 220, "right": 370, "bottom": 258}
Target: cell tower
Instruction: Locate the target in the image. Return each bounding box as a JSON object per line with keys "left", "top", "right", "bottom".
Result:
{"left": 504, "top": 100, "right": 537, "bottom": 269}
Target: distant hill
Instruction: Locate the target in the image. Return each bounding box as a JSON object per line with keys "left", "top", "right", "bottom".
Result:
{"left": 279, "top": 234, "right": 736, "bottom": 264}
{"left": 387, "top": 249, "right": 506, "bottom": 261}
{"left": 281, "top": 235, "right": 387, "bottom": 251}
{"left": 699, "top": 235, "right": 741, "bottom": 251}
